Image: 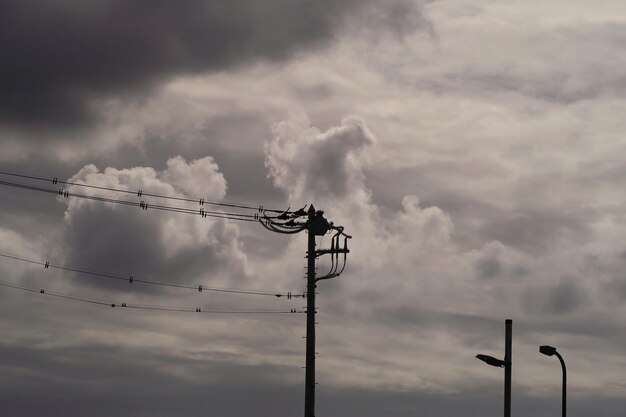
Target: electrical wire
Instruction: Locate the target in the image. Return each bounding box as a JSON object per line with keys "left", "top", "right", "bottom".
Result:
{"left": 0, "top": 281, "right": 305, "bottom": 314}
{"left": 0, "top": 251, "right": 307, "bottom": 299}
{"left": 0, "top": 169, "right": 285, "bottom": 213}
{"left": 0, "top": 179, "right": 261, "bottom": 222}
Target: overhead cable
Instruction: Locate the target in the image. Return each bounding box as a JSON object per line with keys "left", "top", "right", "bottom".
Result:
{"left": 0, "top": 251, "right": 307, "bottom": 299}
{"left": 0, "top": 169, "right": 285, "bottom": 213}
{"left": 0, "top": 179, "right": 261, "bottom": 222}
{"left": 0, "top": 281, "right": 304, "bottom": 314}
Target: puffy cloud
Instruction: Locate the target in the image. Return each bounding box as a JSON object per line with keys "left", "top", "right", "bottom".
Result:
{"left": 522, "top": 277, "right": 586, "bottom": 316}
{"left": 60, "top": 156, "right": 250, "bottom": 292}
{"left": 264, "top": 114, "right": 457, "bottom": 291}
{"left": 160, "top": 156, "right": 226, "bottom": 201}
{"left": 266, "top": 114, "right": 375, "bottom": 206}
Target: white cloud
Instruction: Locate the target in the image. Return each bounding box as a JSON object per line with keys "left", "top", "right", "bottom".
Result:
{"left": 61, "top": 156, "right": 250, "bottom": 287}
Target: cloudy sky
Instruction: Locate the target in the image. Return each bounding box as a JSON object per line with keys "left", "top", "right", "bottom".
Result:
{"left": 1, "top": 1, "right": 626, "bottom": 416}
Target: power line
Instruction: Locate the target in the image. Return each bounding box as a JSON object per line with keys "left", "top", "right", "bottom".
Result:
{"left": 0, "top": 169, "right": 285, "bottom": 213}
{"left": 0, "top": 179, "right": 261, "bottom": 222}
{"left": 0, "top": 281, "right": 305, "bottom": 314}
{"left": 0, "top": 251, "right": 307, "bottom": 299}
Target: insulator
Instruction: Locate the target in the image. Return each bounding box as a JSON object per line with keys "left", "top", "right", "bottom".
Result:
{"left": 110, "top": 304, "right": 116, "bottom": 308}
{"left": 121, "top": 303, "right": 127, "bottom": 307}
{"left": 293, "top": 206, "right": 307, "bottom": 216}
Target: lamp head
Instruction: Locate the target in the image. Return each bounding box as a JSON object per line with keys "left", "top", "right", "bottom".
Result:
{"left": 476, "top": 354, "right": 506, "bottom": 368}
{"left": 539, "top": 345, "right": 557, "bottom": 356}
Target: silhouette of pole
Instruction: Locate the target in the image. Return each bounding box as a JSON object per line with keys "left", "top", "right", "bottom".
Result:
{"left": 475, "top": 319, "right": 512, "bottom": 417}
{"left": 556, "top": 352, "right": 566, "bottom": 417}
{"left": 539, "top": 345, "right": 566, "bottom": 417}
{"left": 258, "top": 203, "right": 350, "bottom": 417}
{"left": 304, "top": 205, "right": 317, "bottom": 417}
{"left": 504, "top": 319, "right": 512, "bottom": 417}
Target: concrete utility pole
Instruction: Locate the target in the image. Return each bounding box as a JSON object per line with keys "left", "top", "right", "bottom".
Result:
{"left": 304, "top": 205, "right": 317, "bottom": 417}
{"left": 259, "top": 204, "right": 351, "bottom": 417}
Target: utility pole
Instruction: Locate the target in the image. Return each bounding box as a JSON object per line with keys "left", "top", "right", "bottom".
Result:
{"left": 304, "top": 205, "right": 317, "bottom": 417}
{"left": 259, "top": 204, "right": 350, "bottom": 417}
{"left": 1, "top": 169, "right": 351, "bottom": 417}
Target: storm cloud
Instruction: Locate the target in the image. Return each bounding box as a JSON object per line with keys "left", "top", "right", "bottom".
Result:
{"left": 0, "top": 0, "right": 421, "bottom": 130}
{"left": 2, "top": 1, "right": 626, "bottom": 416}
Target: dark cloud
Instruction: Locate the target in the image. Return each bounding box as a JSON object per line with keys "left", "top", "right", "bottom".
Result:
{"left": 0, "top": 342, "right": 302, "bottom": 417}
{"left": 0, "top": 0, "right": 421, "bottom": 130}
{"left": 4, "top": 340, "right": 625, "bottom": 417}
{"left": 476, "top": 256, "right": 502, "bottom": 279}
{"left": 474, "top": 241, "right": 505, "bottom": 279}
{"left": 522, "top": 278, "right": 585, "bottom": 316}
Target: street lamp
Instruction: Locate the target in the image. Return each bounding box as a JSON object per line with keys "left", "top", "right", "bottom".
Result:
{"left": 476, "top": 319, "right": 512, "bottom": 417}
{"left": 539, "top": 345, "right": 566, "bottom": 417}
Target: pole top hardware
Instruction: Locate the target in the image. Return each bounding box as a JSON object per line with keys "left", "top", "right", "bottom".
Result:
{"left": 310, "top": 212, "right": 330, "bottom": 236}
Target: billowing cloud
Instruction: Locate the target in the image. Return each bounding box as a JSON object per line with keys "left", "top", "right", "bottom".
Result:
{"left": 2, "top": 1, "right": 626, "bottom": 415}
{"left": 266, "top": 114, "right": 375, "bottom": 211}
{"left": 60, "top": 156, "right": 250, "bottom": 292}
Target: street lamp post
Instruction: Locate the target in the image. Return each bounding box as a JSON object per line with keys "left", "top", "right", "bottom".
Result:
{"left": 539, "top": 345, "right": 566, "bottom": 417}
{"left": 476, "top": 319, "right": 512, "bottom": 417}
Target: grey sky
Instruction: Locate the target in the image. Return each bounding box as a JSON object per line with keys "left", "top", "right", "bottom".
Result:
{"left": 1, "top": 1, "right": 626, "bottom": 416}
